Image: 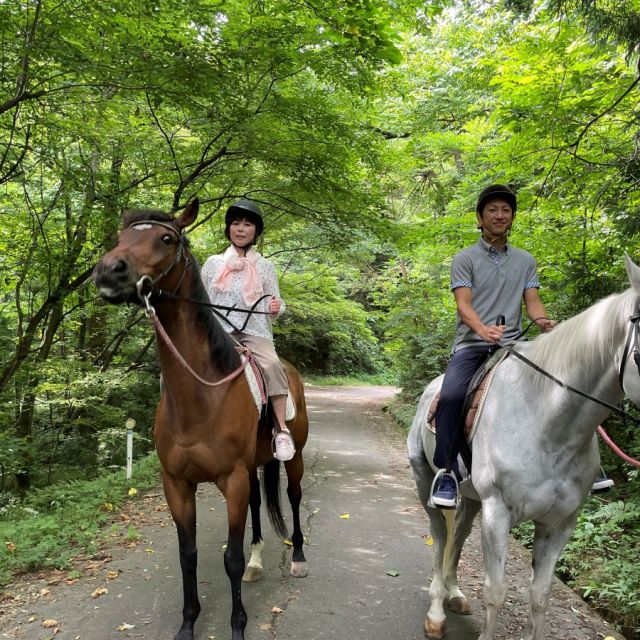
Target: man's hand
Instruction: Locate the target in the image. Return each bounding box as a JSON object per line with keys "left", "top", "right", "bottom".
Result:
{"left": 535, "top": 318, "right": 557, "bottom": 333}
{"left": 479, "top": 323, "right": 506, "bottom": 344}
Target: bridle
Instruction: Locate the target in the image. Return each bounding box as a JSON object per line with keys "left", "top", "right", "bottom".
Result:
{"left": 127, "top": 219, "right": 261, "bottom": 390}
{"left": 129, "top": 220, "right": 271, "bottom": 333}
{"left": 618, "top": 301, "right": 640, "bottom": 391}
{"left": 503, "top": 300, "right": 640, "bottom": 426}
{"left": 130, "top": 220, "right": 190, "bottom": 307}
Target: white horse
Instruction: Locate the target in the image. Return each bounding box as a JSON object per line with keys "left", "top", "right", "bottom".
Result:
{"left": 407, "top": 255, "right": 640, "bottom": 640}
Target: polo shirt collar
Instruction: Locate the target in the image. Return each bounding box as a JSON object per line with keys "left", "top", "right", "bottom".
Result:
{"left": 479, "top": 236, "right": 509, "bottom": 255}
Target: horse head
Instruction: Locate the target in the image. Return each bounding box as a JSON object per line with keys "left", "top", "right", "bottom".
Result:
{"left": 94, "top": 199, "right": 199, "bottom": 305}
{"left": 621, "top": 255, "right": 640, "bottom": 404}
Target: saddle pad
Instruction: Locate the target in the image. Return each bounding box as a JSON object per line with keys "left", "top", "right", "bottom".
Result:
{"left": 244, "top": 364, "right": 295, "bottom": 421}
{"left": 426, "top": 365, "right": 498, "bottom": 443}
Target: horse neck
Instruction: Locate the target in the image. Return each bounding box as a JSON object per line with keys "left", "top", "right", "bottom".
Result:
{"left": 524, "top": 293, "right": 632, "bottom": 412}
{"left": 152, "top": 275, "right": 235, "bottom": 389}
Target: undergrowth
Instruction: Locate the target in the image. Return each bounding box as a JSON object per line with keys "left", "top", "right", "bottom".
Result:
{"left": 513, "top": 487, "right": 640, "bottom": 639}
{"left": 0, "top": 453, "right": 161, "bottom": 586}
{"left": 304, "top": 372, "right": 398, "bottom": 386}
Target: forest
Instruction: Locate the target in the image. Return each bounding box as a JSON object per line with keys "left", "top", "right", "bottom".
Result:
{"left": 0, "top": 0, "right": 639, "bottom": 637}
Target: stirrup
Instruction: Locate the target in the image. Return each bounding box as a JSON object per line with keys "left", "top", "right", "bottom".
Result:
{"left": 428, "top": 469, "right": 459, "bottom": 510}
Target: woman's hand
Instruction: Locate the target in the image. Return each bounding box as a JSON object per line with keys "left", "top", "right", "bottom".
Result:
{"left": 268, "top": 295, "right": 282, "bottom": 316}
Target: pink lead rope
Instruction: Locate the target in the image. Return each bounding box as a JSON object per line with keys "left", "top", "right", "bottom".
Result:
{"left": 151, "top": 312, "right": 249, "bottom": 388}
{"left": 597, "top": 425, "right": 640, "bottom": 468}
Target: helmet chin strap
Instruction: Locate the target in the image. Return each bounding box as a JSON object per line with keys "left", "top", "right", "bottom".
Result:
{"left": 480, "top": 225, "right": 512, "bottom": 245}
{"left": 231, "top": 240, "right": 253, "bottom": 255}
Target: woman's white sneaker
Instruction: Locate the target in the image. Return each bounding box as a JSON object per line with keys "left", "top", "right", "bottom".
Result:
{"left": 273, "top": 430, "right": 296, "bottom": 461}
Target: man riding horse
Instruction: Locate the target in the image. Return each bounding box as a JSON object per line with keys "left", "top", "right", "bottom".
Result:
{"left": 431, "top": 184, "right": 557, "bottom": 507}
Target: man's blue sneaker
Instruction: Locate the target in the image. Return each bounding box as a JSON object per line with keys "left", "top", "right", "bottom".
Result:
{"left": 432, "top": 474, "right": 458, "bottom": 508}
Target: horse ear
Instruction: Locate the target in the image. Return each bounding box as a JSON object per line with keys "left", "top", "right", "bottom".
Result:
{"left": 176, "top": 198, "right": 199, "bottom": 230}
{"left": 624, "top": 254, "right": 640, "bottom": 293}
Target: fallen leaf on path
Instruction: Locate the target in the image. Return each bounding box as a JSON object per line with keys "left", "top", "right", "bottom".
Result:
{"left": 91, "top": 587, "right": 108, "bottom": 598}
{"left": 107, "top": 570, "right": 120, "bottom": 580}
{"left": 339, "top": 513, "right": 350, "bottom": 519}
{"left": 117, "top": 622, "right": 135, "bottom": 631}
{"left": 128, "top": 488, "right": 138, "bottom": 496}
{"left": 42, "top": 619, "right": 58, "bottom": 628}
{"left": 39, "top": 588, "right": 51, "bottom": 596}
{"left": 271, "top": 606, "right": 283, "bottom": 614}
{"left": 283, "top": 538, "right": 293, "bottom": 546}
{"left": 386, "top": 569, "right": 400, "bottom": 577}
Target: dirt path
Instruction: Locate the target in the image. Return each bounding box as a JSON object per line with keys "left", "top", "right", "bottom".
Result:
{"left": 0, "top": 386, "right": 625, "bottom": 640}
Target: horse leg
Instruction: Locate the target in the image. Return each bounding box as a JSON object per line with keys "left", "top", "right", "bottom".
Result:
{"left": 221, "top": 471, "right": 251, "bottom": 640}
{"left": 285, "top": 454, "right": 308, "bottom": 577}
{"left": 423, "top": 505, "right": 450, "bottom": 639}
{"left": 445, "top": 497, "right": 481, "bottom": 615}
{"left": 524, "top": 511, "right": 579, "bottom": 640}
{"left": 477, "top": 498, "right": 511, "bottom": 640}
{"left": 163, "top": 474, "right": 201, "bottom": 640}
{"left": 242, "top": 470, "right": 265, "bottom": 583}
{"left": 407, "top": 440, "right": 448, "bottom": 639}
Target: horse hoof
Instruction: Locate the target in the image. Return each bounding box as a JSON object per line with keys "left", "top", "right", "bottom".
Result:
{"left": 242, "top": 566, "right": 263, "bottom": 582}
{"left": 448, "top": 596, "right": 471, "bottom": 615}
{"left": 290, "top": 561, "right": 308, "bottom": 577}
{"left": 425, "top": 616, "right": 445, "bottom": 639}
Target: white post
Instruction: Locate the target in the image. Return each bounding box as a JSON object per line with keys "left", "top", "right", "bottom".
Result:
{"left": 125, "top": 418, "right": 136, "bottom": 479}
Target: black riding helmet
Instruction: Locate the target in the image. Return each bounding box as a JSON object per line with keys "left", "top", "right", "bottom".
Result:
{"left": 224, "top": 199, "right": 264, "bottom": 241}
{"left": 476, "top": 184, "right": 517, "bottom": 217}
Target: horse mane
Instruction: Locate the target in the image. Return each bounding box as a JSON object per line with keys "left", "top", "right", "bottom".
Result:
{"left": 519, "top": 287, "right": 637, "bottom": 385}
{"left": 187, "top": 258, "right": 242, "bottom": 374}
{"left": 122, "top": 208, "right": 241, "bottom": 374}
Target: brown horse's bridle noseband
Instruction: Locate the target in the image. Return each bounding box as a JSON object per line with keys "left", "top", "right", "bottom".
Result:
{"left": 128, "top": 220, "right": 190, "bottom": 314}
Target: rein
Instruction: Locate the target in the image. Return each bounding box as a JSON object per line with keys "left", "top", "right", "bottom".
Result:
{"left": 500, "top": 303, "right": 640, "bottom": 466}
{"left": 505, "top": 346, "right": 640, "bottom": 424}
{"left": 500, "top": 301, "right": 640, "bottom": 425}
{"left": 148, "top": 303, "right": 250, "bottom": 388}
{"left": 130, "top": 219, "right": 253, "bottom": 388}
{"left": 148, "top": 289, "right": 273, "bottom": 333}
{"left": 128, "top": 219, "right": 272, "bottom": 332}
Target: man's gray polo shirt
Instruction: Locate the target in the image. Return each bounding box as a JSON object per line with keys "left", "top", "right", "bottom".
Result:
{"left": 450, "top": 238, "right": 540, "bottom": 351}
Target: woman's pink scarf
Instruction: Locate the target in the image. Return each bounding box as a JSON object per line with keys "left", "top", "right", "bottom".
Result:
{"left": 213, "top": 246, "right": 264, "bottom": 305}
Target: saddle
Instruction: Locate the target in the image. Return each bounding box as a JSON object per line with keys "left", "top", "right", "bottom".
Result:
{"left": 427, "top": 347, "right": 508, "bottom": 442}
{"left": 243, "top": 354, "right": 296, "bottom": 422}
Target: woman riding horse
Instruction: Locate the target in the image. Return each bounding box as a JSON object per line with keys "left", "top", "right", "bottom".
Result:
{"left": 201, "top": 199, "right": 295, "bottom": 461}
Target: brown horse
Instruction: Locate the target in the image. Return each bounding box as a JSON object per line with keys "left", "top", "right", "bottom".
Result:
{"left": 94, "top": 199, "right": 309, "bottom": 640}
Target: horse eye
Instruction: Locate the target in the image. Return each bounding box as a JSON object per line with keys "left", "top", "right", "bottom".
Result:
{"left": 161, "top": 234, "right": 173, "bottom": 245}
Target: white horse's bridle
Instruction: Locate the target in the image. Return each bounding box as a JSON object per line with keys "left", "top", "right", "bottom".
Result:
{"left": 618, "top": 299, "right": 640, "bottom": 391}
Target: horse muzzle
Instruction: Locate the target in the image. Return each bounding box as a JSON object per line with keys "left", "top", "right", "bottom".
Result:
{"left": 93, "top": 257, "right": 139, "bottom": 304}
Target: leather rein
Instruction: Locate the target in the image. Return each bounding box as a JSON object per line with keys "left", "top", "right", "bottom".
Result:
{"left": 501, "top": 303, "right": 640, "bottom": 467}
{"left": 502, "top": 303, "right": 640, "bottom": 423}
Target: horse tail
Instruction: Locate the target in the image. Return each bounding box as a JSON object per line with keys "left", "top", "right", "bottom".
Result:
{"left": 442, "top": 508, "right": 456, "bottom": 569}
{"left": 262, "top": 459, "right": 288, "bottom": 539}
